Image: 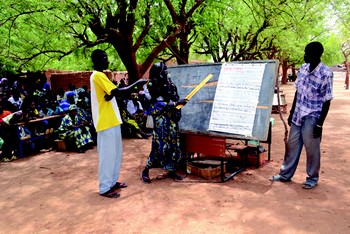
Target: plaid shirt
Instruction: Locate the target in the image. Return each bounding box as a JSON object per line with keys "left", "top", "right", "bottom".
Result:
{"left": 292, "top": 62, "right": 333, "bottom": 126}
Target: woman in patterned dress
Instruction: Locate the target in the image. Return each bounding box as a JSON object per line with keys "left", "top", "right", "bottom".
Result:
{"left": 57, "top": 104, "right": 93, "bottom": 153}
{"left": 140, "top": 62, "right": 187, "bottom": 183}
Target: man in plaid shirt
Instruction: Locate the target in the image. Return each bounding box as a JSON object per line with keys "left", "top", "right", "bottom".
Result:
{"left": 270, "top": 42, "right": 333, "bottom": 189}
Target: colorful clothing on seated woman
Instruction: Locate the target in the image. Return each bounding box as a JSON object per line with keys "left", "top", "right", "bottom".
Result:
{"left": 120, "top": 106, "right": 149, "bottom": 139}
{"left": 59, "top": 99, "right": 71, "bottom": 112}
{"left": 77, "top": 107, "right": 92, "bottom": 124}
{"left": 58, "top": 114, "right": 93, "bottom": 150}
{"left": 48, "top": 108, "right": 55, "bottom": 116}
{"left": 53, "top": 106, "right": 64, "bottom": 115}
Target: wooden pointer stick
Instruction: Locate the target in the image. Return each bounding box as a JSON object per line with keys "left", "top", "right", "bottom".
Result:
{"left": 176, "top": 74, "right": 213, "bottom": 109}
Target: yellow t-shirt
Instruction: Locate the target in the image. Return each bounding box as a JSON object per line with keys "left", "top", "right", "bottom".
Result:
{"left": 90, "top": 71, "right": 122, "bottom": 132}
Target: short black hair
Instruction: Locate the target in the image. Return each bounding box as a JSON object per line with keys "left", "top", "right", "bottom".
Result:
{"left": 91, "top": 49, "right": 107, "bottom": 65}
{"left": 305, "top": 42, "right": 324, "bottom": 58}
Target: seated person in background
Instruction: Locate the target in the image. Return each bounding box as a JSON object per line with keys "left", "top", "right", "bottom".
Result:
{"left": 56, "top": 87, "right": 65, "bottom": 102}
{"left": 0, "top": 101, "right": 12, "bottom": 120}
{"left": 42, "top": 77, "right": 51, "bottom": 92}
{"left": 77, "top": 88, "right": 90, "bottom": 109}
{"left": 66, "top": 91, "right": 77, "bottom": 105}
{"left": 127, "top": 93, "right": 144, "bottom": 116}
{"left": 76, "top": 99, "right": 93, "bottom": 124}
{"left": 82, "top": 85, "right": 91, "bottom": 108}
{"left": 32, "top": 88, "right": 44, "bottom": 99}
{"left": 12, "top": 80, "right": 28, "bottom": 100}
{"left": 2, "top": 109, "right": 37, "bottom": 152}
{"left": 117, "top": 78, "right": 127, "bottom": 88}
{"left": 118, "top": 99, "right": 150, "bottom": 139}
{"left": 127, "top": 92, "right": 148, "bottom": 133}
{"left": 59, "top": 98, "right": 70, "bottom": 112}
{"left": 59, "top": 91, "right": 76, "bottom": 113}
{"left": 0, "top": 78, "right": 11, "bottom": 102}
{"left": 60, "top": 91, "right": 76, "bottom": 113}
{"left": 0, "top": 101, "right": 16, "bottom": 162}
{"left": 21, "top": 98, "right": 47, "bottom": 136}
{"left": 41, "top": 89, "right": 55, "bottom": 105}
{"left": 77, "top": 99, "right": 95, "bottom": 142}
{"left": 138, "top": 90, "right": 150, "bottom": 111}
{"left": 40, "top": 101, "right": 55, "bottom": 117}
{"left": 64, "top": 84, "right": 78, "bottom": 103}
{"left": 50, "top": 100, "right": 64, "bottom": 115}
{"left": 23, "top": 99, "right": 44, "bottom": 121}
{"left": 57, "top": 104, "right": 93, "bottom": 153}
{"left": 8, "top": 89, "right": 23, "bottom": 112}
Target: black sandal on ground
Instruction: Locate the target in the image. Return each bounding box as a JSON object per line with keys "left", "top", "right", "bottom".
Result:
{"left": 111, "top": 182, "right": 128, "bottom": 190}
{"left": 140, "top": 169, "right": 151, "bottom": 184}
{"left": 167, "top": 171, "right": 183, "bottom": 181}
{"left": 100, "top": 189, "right": 120, "bottom": 198}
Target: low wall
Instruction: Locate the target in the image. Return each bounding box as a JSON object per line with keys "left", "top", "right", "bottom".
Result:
{"left": 45, "top": 70, "right": 128, "bottom": 93}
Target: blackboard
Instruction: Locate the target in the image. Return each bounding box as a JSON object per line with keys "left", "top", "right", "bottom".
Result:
{"left": 167, "top": 60, "right": 278, "bottom": 141}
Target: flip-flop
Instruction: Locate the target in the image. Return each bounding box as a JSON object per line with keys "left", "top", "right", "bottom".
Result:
{"left": 111, "top": 182, "right": 128, "bottom": 190}
{"left": 269, "top": 175, "right": 291, "bottom": 182}
{"left": 100, "top": 189, "right": 120, "bottom": 198}
{"left": 302, "top": 182, "right": 318, "bottom": 189}
{"left": 140, "top": 172, "right": 151, "bottom": 184}
{"left": 167, "top": 172, "right": 183, "bottom": 181}
{"left": 156, "top": 173, "right": 168, "bottom": 180}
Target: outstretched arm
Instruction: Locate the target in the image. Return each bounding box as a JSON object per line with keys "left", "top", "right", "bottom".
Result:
{"left": 104, "top": 79, "right": 148, "bottom": 101}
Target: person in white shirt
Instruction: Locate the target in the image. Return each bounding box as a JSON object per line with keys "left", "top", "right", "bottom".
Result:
{"left": 126, "top": 93, "right": 144, "bottom": 116}
{"left": 8, "top": 89, "right": 23, "bottom": 111}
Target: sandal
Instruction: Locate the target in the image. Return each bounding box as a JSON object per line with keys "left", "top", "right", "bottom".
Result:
{"left": 100, "top": 189, "right": 120, "bottom": 198}
{"left": 302, "top": 182, "right": 318, "bottom": 189}
{"left": 168, "top": 171, "right": 183, "bottom": 181}
{"left": 156, "top": 173, "right": 168, "bottom": 180}
{"left": 269, "top": 175, "right": 291, "bottom": 182}
{"left": 140, "top": 171, "right": 151, "bottom": 184}
{"left": 111, "top": 182, "right": 128, "bottom": 190}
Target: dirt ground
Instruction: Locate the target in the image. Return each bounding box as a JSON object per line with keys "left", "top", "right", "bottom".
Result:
{"left": 1, "top": 75, "right": 350, "bottom": 234}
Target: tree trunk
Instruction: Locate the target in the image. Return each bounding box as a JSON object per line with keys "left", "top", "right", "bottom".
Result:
{"left": 110, "top": 37, "right": 141, "bottom": 84}
{"left": 291, "top": 63, "right": 297, "bottom": 81}
{"left": 281, "top": 59, "right": 288, "bottom": 84}
{"left": 345, "top": 60, "right": 349, "bottom": 90}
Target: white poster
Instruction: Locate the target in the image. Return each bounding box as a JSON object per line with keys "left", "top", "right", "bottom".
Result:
{"left": 208, "top": 63, "right": 266, "bottom": 136}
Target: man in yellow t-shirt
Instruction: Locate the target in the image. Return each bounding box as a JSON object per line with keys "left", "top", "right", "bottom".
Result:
{"left": 90, "top": 49, "right": 127, "bottom": 198}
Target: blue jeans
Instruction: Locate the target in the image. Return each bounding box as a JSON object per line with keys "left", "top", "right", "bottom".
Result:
{"left": 279, "top": 116, "right": 321, "bottom": 185}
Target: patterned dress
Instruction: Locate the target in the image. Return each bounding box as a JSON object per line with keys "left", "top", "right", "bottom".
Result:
{"left": 146, "top": 100, "right": 182, "bottom": 171}
{"left": 58, "top": 114, "right": 93, "bottom": 149}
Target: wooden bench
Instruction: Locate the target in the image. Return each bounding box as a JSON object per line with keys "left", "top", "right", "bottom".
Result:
{"left": 14, "top": 115, "right": 64, "bottom": 157}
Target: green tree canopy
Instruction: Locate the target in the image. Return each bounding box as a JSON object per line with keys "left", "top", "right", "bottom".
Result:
{"left": 0, "top": 0, "right": 206, "bottom": 83}
{"left": 0, "top": 0, "right": 347, "bottom": 84}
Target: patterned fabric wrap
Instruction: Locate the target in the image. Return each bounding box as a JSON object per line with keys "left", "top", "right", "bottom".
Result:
{"left": 120, "top": 109, "right": 140, "bottom": 130}
{"left": 58, "top": 115, "right": 93, "bottom": 149}
{"left": 146, "top": 101, "right": 182, "bottom": 171}
{"left": 77, "top": 108, "right": 93, "bottom": 123}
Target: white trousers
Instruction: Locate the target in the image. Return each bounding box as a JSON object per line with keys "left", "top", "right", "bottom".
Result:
{"left": 97, "top": 125, "right": 123, "bottom": 194}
